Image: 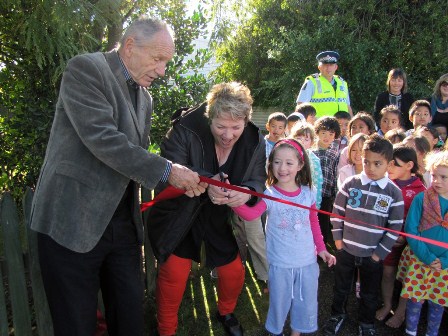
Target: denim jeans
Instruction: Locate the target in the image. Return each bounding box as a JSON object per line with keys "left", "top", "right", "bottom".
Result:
{"left": 331, "top": 249, "right": 383, "bottom": 325}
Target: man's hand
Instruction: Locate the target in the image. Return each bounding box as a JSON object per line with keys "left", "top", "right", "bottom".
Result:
{"left": 185, "top": 182, "right": 208, "bottom": 197}
{"left": 167, "top": 164, "right": 207, "bottom": 198}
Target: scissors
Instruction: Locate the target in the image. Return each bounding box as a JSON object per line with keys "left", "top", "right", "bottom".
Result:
{"left": 219, "top": 171, "right": 227, "bottom": 192}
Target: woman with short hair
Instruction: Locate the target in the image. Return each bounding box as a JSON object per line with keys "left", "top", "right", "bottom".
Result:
{"left": 148, "top": 82, "right": 266, "bottom": 336}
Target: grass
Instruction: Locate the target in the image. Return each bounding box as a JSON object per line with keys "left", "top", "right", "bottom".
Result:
{"left": 145, "top": 260, "right": 270, "bottom": 336}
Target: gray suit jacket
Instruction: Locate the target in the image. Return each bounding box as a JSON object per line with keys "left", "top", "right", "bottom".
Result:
{"left": 30, "top": 50, "right": 168, "bottom": 252}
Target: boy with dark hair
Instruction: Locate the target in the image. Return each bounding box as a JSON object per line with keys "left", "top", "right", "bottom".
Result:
{"left": 296, "top": 103, "right": 317, "bottom": 125}
{"left": 334, "top": 111, "right": 351, "bottom": 152}
{"left": 406, "top": 100, "right": 432, "bottom": 136}
{"left": 265, "top": 112, "right": 287, "bottom": 157}
{"left": 322, "top": 134, "right": 405, "bottom": 336}
{"left": 312, "top": 116, "right": 341, "bottom": 245}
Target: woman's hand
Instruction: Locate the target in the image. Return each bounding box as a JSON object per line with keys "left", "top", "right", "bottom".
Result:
{"left": 207, "top": 173, "right": 251, "bottom": 207}
{"left": 207, "top": 173, "right": 231, "bottom": 204}
{"left": 225, "top": 187, "right": 252, "bottom": 207}
{"left": 318, "top": 251, "right": 336, "bottom": 267}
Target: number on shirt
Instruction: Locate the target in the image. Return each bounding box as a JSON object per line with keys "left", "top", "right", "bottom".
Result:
{"left": 348, "top": 188, "right": 362, "bottom": 208}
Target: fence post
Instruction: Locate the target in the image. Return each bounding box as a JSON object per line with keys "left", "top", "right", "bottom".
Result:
{"left": 0, "top": 260, "right": 8, "bottom": 336}
{"left": 23, "top": 188, "right": 54, "bottom": 336}
{"left": 0, "top": 193, "right": 32, "bottom": 336}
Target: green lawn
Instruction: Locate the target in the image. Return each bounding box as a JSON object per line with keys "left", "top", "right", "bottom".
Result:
{"left": 146, "top": 261, "right": 270, "bottom": 336}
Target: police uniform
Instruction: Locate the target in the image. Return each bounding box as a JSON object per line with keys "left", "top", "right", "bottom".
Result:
{"left": 296, "top": 51, "right": 350, "bottom": 118}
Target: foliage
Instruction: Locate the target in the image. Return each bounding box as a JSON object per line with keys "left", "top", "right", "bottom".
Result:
{"left": 214, "top": 0, "right": 448, "bottom": 113}
{"left": 0, "top": 0, "right": 212, "bottom": 198}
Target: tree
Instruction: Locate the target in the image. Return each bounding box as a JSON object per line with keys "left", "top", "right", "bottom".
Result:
{"left": 0, "top": 0, "right": 212, "bottom": 198}
{"left": 214, "top": 0, "right": 448, "bottom": 113}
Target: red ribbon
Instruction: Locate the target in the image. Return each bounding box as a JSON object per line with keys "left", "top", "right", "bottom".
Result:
{"left": 140, "top": 176, "right": 448, "bottom": 250}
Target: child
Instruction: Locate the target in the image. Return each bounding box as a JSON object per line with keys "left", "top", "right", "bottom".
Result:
{"left": 384, "top": 129, "right": 406, "bottom": 144}
{"left": 312, "top": 117, "right": 341, "bottom": 245}
{"left": 286, "top": 112, "right": 305, "bottom": 135}
{"left": 406, "top": 100, "right": 432, "bottom": 136}
{"left": 232, "top": 139, "right": 336, "bottom": 336}
{"left": 376, "top": 145, "right": 426, "bottom": 328}
{"left": 397, "top": 150, "right": 448, "bottom": 336}
{"left": 378, "top": 105, "right": 402, "bottom": 137}
{"left": 334, "top": 111, "right": 351, "bottom": 152}
{"left": 338, "top": 112, "right": 376, "bottom": 170}
{"left": 432, "top": 123, "right": 447, "bottom": 143}
{"left": 403, "top": 135, "right": 431, "bottom": 187}
{"left": 415, "top": 125, "right": 441, "bottom": 150}
{"left": 290, "top": 122, "right": 323, "bottom": 209}
{"left": 295, "top": 103, "right": 317, "bottom": 125}
{"left": 322, "top": 134, "right": 404, "bottom": 336}
{"left": 337, "top": 133, "right": 368, "bottom": 189}
{"left": 265, "top": 112, "right": 287, "bottom": 158}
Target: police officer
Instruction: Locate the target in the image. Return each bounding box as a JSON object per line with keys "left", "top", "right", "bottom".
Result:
{"left": 296, "top": 51, "right": 352, "bottom": 118}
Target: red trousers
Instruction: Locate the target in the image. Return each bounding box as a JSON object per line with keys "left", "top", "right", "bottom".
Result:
{"left": 156, "top": 254, "right": 245, "bottom": 336}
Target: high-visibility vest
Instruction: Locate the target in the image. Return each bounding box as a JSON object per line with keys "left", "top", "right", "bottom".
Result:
{"left": 307, "top": 74, "right": 349, "bottom": 118}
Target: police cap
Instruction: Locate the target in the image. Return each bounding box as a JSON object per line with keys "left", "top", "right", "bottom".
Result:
{"left": 316, "top": 51, "right": 340, "bottom": 64}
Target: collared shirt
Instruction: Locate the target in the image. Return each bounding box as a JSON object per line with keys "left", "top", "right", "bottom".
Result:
{"left": 359, "top": 171, "right": 389, "bottom": 189}
{"left": 118, "top": 54, "right": 140, "bottom": 89}
{"left": 332, "top": 173, "right": 404, "bottom": 259}
{"left": 118, "top": 53, "right": 172, "bottom": 183}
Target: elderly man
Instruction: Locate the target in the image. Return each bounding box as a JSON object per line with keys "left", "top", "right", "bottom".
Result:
{"left": 30, "top": 17, "right": 205, "bottom": 336}
{"left": 296, "top": 50, "right": 352, "bottom": 118}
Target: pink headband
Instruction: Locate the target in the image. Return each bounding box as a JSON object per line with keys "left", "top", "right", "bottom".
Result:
{"left": 274, "top": 139, "right": 304, "bottom": 161}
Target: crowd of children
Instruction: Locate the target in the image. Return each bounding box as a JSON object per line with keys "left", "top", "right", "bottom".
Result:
{"left": 231, "top": 96, "right": 447, "bottom": 336}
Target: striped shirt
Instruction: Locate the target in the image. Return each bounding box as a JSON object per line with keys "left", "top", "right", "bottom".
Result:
{"left": 331, "top": 172, "right": 404, "bottom": 260}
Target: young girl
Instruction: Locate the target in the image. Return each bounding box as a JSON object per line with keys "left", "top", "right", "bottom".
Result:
{"left": 376, "top": 145, "right": 426, "bottom": 328}
{"left": 289, "top": 122, "right": 323, "bottom": 209}
{"left": 378, "top": 105, "right": 402, "bottom": 137}
{"left": 338, "top": 112, "right": 376, "bottom": 170}
{"left": 397, "top": 150, "right": 448, "bottom": 336}
{"left": 337, "top": 133, "right": 368, "bottom": 189}
{"left": 403, "top": 135, "right": 432, "bottom": 187}
{"left": 232, "top": 139, "right": 335, "bottom": 336}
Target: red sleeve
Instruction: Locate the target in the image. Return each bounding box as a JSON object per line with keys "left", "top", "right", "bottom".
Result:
{"left": 232, "top": 200, "right": 267, "bottom": 221}
{"left": 310, "top": 203, "right": 326, "bottom": 254}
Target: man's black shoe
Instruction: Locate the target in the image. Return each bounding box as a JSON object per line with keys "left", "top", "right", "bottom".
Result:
{"left": 216, "top": 311, "right": 244, "bottom": 336}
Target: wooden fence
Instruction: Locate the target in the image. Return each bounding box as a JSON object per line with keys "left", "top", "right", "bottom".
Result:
{"left": 0, "top": 188, "right": 158, "bottom": 335}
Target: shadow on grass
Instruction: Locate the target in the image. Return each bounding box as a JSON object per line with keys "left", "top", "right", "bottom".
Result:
{"left": 145, "top": 261, "right": 269, "bottom": 336}
{"left": 145, "top": 259, "right": 448, "bottom": 336}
